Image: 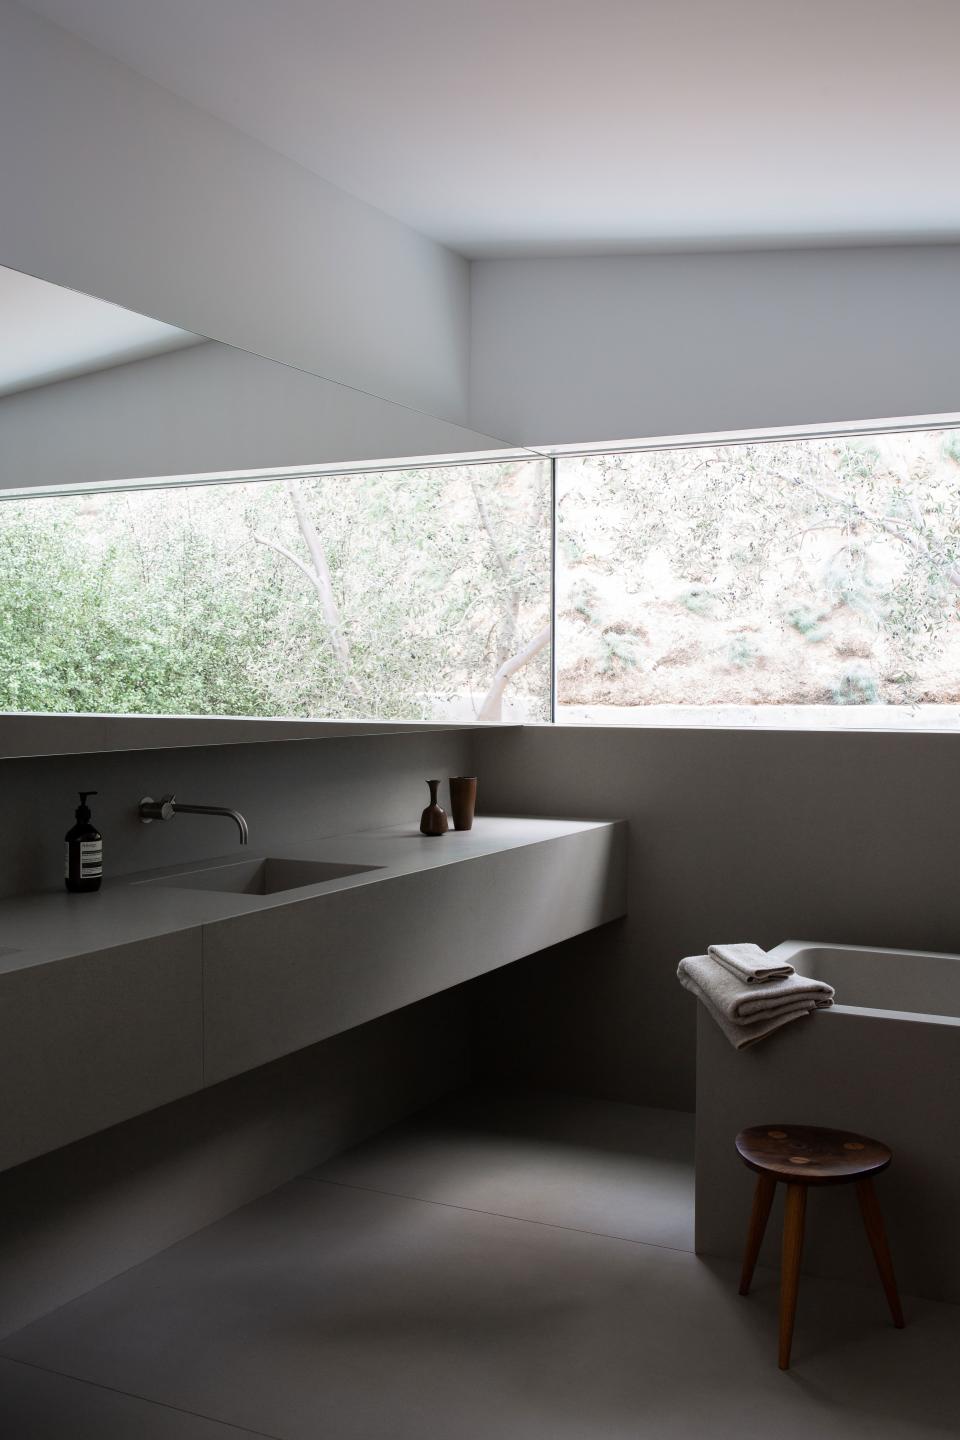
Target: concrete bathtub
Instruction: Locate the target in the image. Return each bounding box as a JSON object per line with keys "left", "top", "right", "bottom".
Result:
{"left": 695, "top": 941, "right": 960, "bottom": 1304}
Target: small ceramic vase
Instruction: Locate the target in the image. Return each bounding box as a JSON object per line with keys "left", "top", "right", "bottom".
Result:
{"left": 449, "top": 775, "right": 478, "bottom": 831}
{"left": 419, "top": 778, "right": 449, "bottom": 836}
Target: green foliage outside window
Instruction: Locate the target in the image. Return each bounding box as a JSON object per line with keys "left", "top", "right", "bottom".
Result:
{"left": 0, "top": 460, "right": 551, "bottom": 722}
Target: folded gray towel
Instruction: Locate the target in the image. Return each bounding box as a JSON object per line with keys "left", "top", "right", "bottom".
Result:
{"left": 677, "top": 954, "right": 834, "bottom": 1050}
{"left": 682, "top": 954, "right": 834, "bottom": 1021}
{"left": 708, "top": 942, "right": 795, "bottom": 984}
{"left": 681, "top": 972, "right": 813, "bottom": 1049}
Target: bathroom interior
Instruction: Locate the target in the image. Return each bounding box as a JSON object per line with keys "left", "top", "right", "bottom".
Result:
{"left": 1, "top": 2, "right": 959, "bottom": 1436}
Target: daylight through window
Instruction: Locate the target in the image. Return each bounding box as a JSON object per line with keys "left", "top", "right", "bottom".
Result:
{"left": 555, "top": 427, "right": 960, "bottom": 727}
{"left": 0, "top": 459, "right": 551, "bottom": 723}
{"left": 5, "top": 423, "right": 960, "bottom": 729}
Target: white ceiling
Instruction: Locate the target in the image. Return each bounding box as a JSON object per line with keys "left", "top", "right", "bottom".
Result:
{"left": 20, "top": 0, "right": 960, "bottom": 257}
{"left": 0, "top": 266, "right": 202, "bottom": 397}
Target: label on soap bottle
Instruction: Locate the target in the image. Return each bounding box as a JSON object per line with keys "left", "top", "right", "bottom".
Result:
{"left": 79, "top": 839, "right": 103, "bottom": 877}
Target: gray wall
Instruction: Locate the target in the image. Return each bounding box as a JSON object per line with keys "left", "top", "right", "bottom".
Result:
{"left": 10, "top": 717, "right": 959, "bottom": 1111}
{"left": 0, "top": 726, "right": 477, "bottom": 1333}
{"left": 471, "top": 724, "right": 960, "bottom": 1111}
{"left": 0, "top": 985, "right": 472, "bottom": 1338}
{"left": 5, "top": 718, "right": 959, "bottom": 1329}
{"left": 1, "top": 728, "right": 473, "bottom": 898}
{"left": 0, "top": 0, "right": 471, "bottom": 425}
{"left": 695, "top": 1007, "right": 960, "bottom": 1304}
{"left": 469, "top": 247, "right": 960, "bottom": 445}
{"left": 0, "top": 340, "right": 513, "bottom": 492}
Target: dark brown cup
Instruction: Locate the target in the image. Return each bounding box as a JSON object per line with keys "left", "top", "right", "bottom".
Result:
{"left": 449, "top": 775, "right": 478, "bottom": 831}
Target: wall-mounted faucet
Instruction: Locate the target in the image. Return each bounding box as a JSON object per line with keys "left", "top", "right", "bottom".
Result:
{"left": 139, "top": 793, "right": 249, "bottom": 845}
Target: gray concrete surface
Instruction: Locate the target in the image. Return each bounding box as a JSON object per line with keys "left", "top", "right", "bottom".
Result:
{"left": 695, "top": 1003, "right": 960, "bottom": 1304}
{"left": 472, "top": 725, "right": 960, "bottom": 1112}
{"left": 0, "top": 817, "right": 624, "bottom": 1170}
{"left": 3, "top": 1090, "right": 957, "bottom": 1439}
{"left": 0, "top": 987, "right": 473, "bottom": 1339}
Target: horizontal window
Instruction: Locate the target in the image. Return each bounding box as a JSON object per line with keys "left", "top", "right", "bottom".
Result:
{"left": 0, "top": 460, "right": 551, "bottom": 723}
{"left": 556, "top": 427, "right": 960, "bottom": 728}
{"left": 5, "top": 419, "right": 960, "bottom": 731}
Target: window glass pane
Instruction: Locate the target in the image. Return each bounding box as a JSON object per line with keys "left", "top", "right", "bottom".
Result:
{"left": 0, "top": 459, "right": 551, "bottom": 722}
{"left": 556, "top": 430, "right": 960, "bottom": 727}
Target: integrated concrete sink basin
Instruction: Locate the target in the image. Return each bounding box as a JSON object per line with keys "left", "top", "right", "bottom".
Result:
{"left": 0, "top": 818, "right": 626, "bottom": 1174}
{"left": 138, "top": 857, "right": 382, "bottom": 895}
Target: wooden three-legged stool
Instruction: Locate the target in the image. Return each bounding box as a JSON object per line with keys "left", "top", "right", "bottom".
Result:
{"left": 736, "top": 1124, "right": 905, "bottom": 1369}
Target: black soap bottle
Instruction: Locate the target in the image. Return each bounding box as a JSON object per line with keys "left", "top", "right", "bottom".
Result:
{"left": 65, "top": 791, "right": 103, "bottom": 893}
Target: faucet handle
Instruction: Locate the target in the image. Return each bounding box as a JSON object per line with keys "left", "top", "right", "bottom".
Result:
{"left": 139, "top": 794, "right": 176, "bottom": 823}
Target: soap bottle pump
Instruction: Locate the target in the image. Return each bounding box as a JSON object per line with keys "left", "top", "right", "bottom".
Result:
{"left": 65, "top": 791, "right": 103, "bottom": 893}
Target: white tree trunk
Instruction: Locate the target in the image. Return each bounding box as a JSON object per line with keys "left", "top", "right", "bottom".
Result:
{"left": 477, "top": 624, "right": 551, "bottom": 722}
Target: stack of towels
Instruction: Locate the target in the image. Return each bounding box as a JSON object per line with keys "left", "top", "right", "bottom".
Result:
{"left": 677, "top": 943, "right": 834, "bottom": 1049}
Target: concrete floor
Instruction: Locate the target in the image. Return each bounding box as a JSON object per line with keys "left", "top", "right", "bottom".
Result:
{"left": 1, "top": 1089, "right": 958, "bottom": 1438}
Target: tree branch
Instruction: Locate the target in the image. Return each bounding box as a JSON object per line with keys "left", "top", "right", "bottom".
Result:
{"left": 471, "top": 473, "right": 522, "bottom": 665}
{"left": 774, "top": 470, "right": 960, "bottom": 589}
{"left": 470, "top": 476, "right": 518, "bottom": 592}
{"left": 255, "top": 479, "right": 363, "bottom": 700}
{"left": 253, "top": 534, "right": 317, "bottom": 588}
{"left": 477, "top": 624, "right": 550, "bottom": 723}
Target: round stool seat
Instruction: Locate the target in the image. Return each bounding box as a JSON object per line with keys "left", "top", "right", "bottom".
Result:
{"left": 736, "top": 1124, "right": 891, "bottom": 1186}
{"left": 734, "top": 1123, "right": 903, "bottom": 1368}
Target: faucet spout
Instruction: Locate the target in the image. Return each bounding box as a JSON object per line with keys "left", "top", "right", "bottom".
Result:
{"left": 172, "top": 803, "right": 249, "bottom": 845}
{"left": 139, "top": 794, "right": 249, "bottom": 845}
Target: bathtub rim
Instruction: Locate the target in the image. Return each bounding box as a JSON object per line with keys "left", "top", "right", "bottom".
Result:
{"left": 769, "top": 938, "right": 960, "bottom": 1026}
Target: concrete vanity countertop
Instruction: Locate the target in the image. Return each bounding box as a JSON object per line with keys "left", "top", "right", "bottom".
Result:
{"left": 0, "top": 817, "right": 627, "bottom": 1172}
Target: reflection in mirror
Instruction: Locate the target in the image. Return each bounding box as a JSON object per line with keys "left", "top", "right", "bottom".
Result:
{"left": 0, "top": 266, "right": 551, "bottom": 746}
{"left": 0, "top": 266, "right": 528, "bottom": 491}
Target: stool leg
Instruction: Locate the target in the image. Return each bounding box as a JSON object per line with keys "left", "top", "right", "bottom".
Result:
{"left": 856, "top": 1178, "right": 905, "bottom": 1328}
{"left": 779, "top": 1182, "right": 807, "bottom": 1370}
{"left": 739, "top": 1173, "right": 777, "bottom": 1295}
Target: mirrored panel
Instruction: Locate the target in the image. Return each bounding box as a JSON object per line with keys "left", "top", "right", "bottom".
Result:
{"left": 0, "top": 266, "right": 527, "bottom": 493}
{"left": 0, "top": 266, "right": 549, "bottom": 754}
